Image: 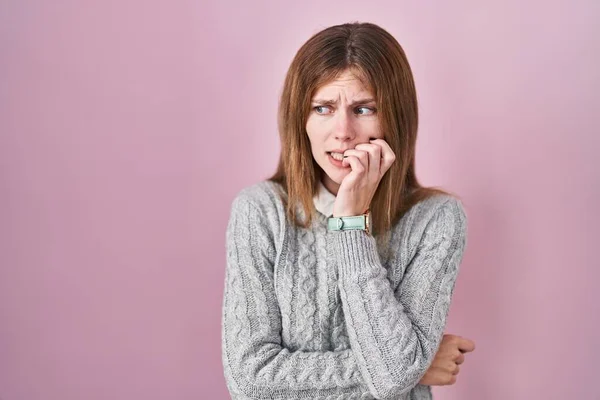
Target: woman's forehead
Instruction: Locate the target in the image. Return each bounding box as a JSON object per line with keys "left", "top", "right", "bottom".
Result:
{"left": 312, "top": 69, "right": 374, "bottom": 99}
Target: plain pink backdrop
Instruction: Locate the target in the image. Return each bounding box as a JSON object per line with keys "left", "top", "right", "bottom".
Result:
{"left": 1, "top": 1, "right": 598, "bottom": 399}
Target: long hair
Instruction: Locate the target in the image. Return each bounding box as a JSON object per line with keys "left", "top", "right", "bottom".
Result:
{"left": 269, "top": 22, "right": 453, "bottom": 241}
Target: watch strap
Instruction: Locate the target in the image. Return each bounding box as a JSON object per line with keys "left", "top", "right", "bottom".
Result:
{"left": 327, "top": 215, "right": 367, "bottom": 231}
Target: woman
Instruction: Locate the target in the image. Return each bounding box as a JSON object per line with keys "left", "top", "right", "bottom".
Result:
{"left": 222, "top": 22, "right": 475, "bottom": 399}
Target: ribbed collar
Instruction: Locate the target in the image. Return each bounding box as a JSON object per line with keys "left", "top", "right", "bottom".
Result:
{"left": 313, "top": 181, "right": 336, "bottom": 217}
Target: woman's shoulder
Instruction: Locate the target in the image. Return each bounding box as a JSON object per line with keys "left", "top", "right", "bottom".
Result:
{"left": 393, "top": 193, "right": 467, "bottom": 247}
{"left": 226, "top": 181, "right": 286, "bottom": 252}
{"left": 231, "top": 180, "right": 285, "bottom": 210}
{"left": 229, "top": 180, "right": 287, "bottom": 235}
{"left": 406, "top": 193, "right": 466, "bottom": 225}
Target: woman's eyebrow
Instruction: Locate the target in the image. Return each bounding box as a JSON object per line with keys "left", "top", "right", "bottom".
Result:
{"left": 312, "top": 98, "right": 376, "bottom": 106}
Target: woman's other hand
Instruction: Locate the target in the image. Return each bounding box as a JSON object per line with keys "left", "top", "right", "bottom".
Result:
{"left": 418, "top": 334, "right": 476, "bottom": 386}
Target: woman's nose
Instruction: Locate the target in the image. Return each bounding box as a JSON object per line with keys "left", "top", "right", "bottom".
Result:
{"left": 333, "top": 113, "right": 355, "bottom": 141}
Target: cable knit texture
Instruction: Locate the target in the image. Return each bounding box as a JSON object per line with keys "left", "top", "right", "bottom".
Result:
{"left": 221, "top": 180, "right": 468, "bottom": 400}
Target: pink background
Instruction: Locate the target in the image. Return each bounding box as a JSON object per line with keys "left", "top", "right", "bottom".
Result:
{"left": 1, "top": 1, "right": 598, "bottom": 399}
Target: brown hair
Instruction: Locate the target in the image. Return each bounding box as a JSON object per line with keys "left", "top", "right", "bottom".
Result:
{"left": 269, "top": 22, "right": 453, "bottom": 241}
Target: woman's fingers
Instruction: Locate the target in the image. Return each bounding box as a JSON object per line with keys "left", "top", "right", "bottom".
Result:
{"left": 341, "top": 154, "right": 365, "bottom": 182}
{"left": 341, "top": 140, "right": 395, "bottom": 182}
{"left": 457, "top": 337, "right": 476, "bottom": 353}
{"left": 343, "top": 149, "right": 369, "bottom": 175}
{"left": 370, "top": 138, "right": 396, "bottom": 173}
{"left": 354, "top": 143, "right": 381, "bottom": 181}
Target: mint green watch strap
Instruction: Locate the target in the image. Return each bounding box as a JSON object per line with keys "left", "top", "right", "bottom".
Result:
{"left": 327, "top": 215, "right": 367, "bottom": 231}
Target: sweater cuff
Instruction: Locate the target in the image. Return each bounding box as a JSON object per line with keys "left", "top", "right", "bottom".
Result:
{"left": 332, "top": 229, "right": 381, "bottom": 281}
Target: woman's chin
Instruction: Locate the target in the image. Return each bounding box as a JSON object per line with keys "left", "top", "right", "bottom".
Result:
{"left": 323, "top": 168, "right": 349, "bottom": 185}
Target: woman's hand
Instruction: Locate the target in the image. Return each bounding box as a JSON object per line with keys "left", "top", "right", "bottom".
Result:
{"left": 418, "top": 334, "right": 476, "bottom": 386}
{"left": 332, "top": 139, "right": 396, "bottom": 217}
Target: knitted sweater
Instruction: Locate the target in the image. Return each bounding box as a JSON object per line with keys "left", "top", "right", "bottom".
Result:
{"left": 221, "top": 180, "right": 468, "bottom": 400}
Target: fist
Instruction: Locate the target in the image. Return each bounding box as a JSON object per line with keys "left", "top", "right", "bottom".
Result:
{"left": 333, "top": 138, "right": 396, "bottom": 217}
{"left": 418, "top": 334, "right": 476, "bottom": 386}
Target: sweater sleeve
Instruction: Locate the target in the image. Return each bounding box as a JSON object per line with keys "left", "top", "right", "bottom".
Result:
{"left": 221, "top": 192, "right": 371, "bottom": 399}
{"left": 332, "top": 198, "right": 467, "bottom": 400}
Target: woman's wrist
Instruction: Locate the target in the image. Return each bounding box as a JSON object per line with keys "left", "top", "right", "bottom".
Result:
{"left": 333, "top": 208, "right": 370, "bottom": 218}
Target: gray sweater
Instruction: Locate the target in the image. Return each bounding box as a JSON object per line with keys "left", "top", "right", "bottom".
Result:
{"left": 221, "top": 180, "right": 467, "bottom": 399}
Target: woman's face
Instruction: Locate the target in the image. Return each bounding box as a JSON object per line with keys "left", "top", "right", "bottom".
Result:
{"left": 306, "top": 69, "right": 383, "bottom": 195}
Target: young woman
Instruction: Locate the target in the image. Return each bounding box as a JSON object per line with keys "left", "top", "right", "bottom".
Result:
{"left": 222, "top": 22, "right": 475, "bottom": 399}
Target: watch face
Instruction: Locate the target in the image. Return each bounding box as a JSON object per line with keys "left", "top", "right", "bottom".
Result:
{"left": 366, "top": 212, "right": 372, "bottom": 232}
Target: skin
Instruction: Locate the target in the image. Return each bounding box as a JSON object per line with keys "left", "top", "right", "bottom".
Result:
{"left": 306, "top": 69, "right": 476, "bottom": 385}
{"left": 419, "top": 334, "right": 476, "bottom": 386}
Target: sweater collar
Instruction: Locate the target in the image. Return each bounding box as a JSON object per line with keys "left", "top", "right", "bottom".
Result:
{"left": 313, "top": 181, "right": 336, "bottom": 217}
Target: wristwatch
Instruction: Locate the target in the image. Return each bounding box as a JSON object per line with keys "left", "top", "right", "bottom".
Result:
{"left": 327, "top": 210, "right": 371, "bottom": 235}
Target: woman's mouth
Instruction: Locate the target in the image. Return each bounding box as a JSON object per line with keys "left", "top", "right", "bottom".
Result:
{"left": 329, "top": 151, "right": 344, "bottom": 161}
{"left": 327, "top": 152, "right": 349, "bottom": 168}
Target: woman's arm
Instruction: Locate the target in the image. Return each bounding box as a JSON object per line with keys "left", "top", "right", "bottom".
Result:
{"left": 222, "top": 192, "right": 371, "bottom": 399}
{"left": 332, "top": 197, "right": 467, "bottom": 400}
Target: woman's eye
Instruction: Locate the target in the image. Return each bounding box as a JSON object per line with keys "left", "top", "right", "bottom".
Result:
{"left": 314, "top": 106, "right": 332, "bottom": 114}
{"left": 355, "top": 107, "right": 376, "bottom": 115}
